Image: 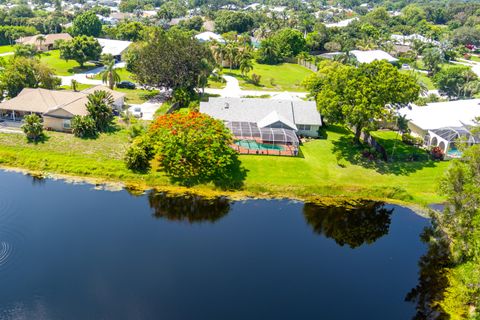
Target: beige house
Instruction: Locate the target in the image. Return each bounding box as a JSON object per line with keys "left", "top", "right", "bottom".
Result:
{"left": 16, "top": 33, "right": 72, "bottom": 51}
{"left": 0, "top": 86, "right": 125, "bottom": 132}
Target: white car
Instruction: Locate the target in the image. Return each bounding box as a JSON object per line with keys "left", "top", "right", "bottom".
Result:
{"left": 131, "top": 107, "right": 143, "bottom": 118}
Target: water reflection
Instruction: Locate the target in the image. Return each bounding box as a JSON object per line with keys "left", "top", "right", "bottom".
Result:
{"left": 148, "top": 191, "right": 230, "bottom": 223}
{"left": 406, "top": 229, "right": 450, "bottom": 319}
{"left": 303, "top": 201, "right": 394, "bottom": 248}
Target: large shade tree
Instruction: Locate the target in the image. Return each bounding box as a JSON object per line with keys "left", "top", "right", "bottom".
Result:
{"left": 72, "top": 10, "right": 102, "bottom": 37}
{"left": 127, "top": 28, "right": 215, "bottom": 94}
{"left": 125, "top": 112, "right": 243, "bottom": 187}
{"left": 304, "top": 60, "right": 420, "bottom": 143}
{"left": 59, "top": 36, "right": 102, "bottom": 67}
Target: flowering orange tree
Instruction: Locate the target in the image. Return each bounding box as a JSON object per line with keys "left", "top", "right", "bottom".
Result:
{"left": 126, "top": 112, "right": 243, "bottom": 187}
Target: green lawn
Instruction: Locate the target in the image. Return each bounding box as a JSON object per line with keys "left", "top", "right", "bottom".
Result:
{"left": 400, "top": 69, "right": 436, "bottom": 90}
{"left": 93, "top": 68, "right": 136, "bottom": 83}
{"left": 59, "top": 84, "right": 158, "bottom": 104}
{"left": 370, "top": 130, "right": 429, "bottom": 161}
{"left": 470, "top": 55, "right": 480, "bottom": 63}
{"left": 0, "top": 125, "right": 449, "bottom": 206}
{"left": 0, "top": 44, "right": 14, "bottom": 54}
{"left": 224, "top": 62, "right": 313, "bottom": 92}
{"left": 39, "top": 50, "right": 97, "bottom": 76}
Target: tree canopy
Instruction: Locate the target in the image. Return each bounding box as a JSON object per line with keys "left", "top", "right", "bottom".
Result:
{"left": 125, "top": 112, "right": 244, "bottom": 188}
{"left": 72, "top": 10, "right": 102, "bottom": 37}
{"left": 127, "top": 28, "right": 215, "bottom": 93}
{"left": 304, "top": 60, "right": 420, "bottom": 142}
{"left": 59, "top": 36, "right": 102, "bottom": 67}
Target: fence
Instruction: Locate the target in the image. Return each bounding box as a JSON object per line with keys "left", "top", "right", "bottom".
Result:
{"left": 297, "top": 58, "right": 318, "bottom": 72}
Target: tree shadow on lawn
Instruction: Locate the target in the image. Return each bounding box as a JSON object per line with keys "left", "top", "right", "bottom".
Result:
{"left": 331, "top": 134, "right": 438, "bottom": 176}
{"left": 170, "top": 155, "right": 248, "bottom": 190}
{"left": 223, "top": 72, "right": 266, "bottom": 88}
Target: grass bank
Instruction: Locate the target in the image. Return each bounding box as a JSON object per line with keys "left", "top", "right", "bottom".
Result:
{"left": 0, "top": 126, "right": 449, "bottom": 206}
{"left": 39, "top": 50, "right": 97, "bottom": 75}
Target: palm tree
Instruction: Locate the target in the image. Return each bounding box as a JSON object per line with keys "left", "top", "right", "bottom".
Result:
{"left": 35, "top": 35, "right": 46, "bottom": 51}
{"left": 86, "top": 90, "right": 115, "bottom": 131}
{"left": 225, "top": 42, "right": 239, "bottom": 70}
{"left": 71, "top": 79, "right": 79, "bottom": 92}
{"left": 99, "top": 59, "right": 121, "bottom": 90}
{"left": 239, "top": 55, "right": 253, "bottom": 77}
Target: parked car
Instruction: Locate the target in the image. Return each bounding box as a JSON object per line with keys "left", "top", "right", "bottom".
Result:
{"left": 401, "top": 64, "right": 411, "bottom": 70}
{"left": 116, "top": 81, "right": 136, "bottom": 89}
{"left": 131, "top": 107, "right": 143, "bottom": 118}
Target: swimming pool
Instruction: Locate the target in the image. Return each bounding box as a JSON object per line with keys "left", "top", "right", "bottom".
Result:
{"left": 235, "top": 140, "right": 284, "bottom": 151}
{"left": 447, "top": 148, "right": 463, "bottom": 158}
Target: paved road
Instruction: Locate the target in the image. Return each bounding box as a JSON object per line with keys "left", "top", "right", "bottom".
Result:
{"left": 58, "top": 62, "right": 126, "bottom": 86}
{"left": 453, "top": 59, "right": 480, "bottom": 77}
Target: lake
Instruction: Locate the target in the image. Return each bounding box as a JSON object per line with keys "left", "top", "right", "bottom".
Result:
{"left": 0, "top": 170, "right": 428, "bottom": 319}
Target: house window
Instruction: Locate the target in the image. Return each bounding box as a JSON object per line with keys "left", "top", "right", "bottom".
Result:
{"left": 298, "top": 124, "right": 311, "bottom": 131}
{"left": 63, "top": 119, "right": 71, "bottom": 129}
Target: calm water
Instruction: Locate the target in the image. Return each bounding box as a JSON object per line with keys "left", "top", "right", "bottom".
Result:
{"left": 0, "top": 171, "right": 429, "bottom": 320}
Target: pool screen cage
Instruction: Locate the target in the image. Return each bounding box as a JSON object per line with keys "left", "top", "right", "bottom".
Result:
{"left": 225, "top": 121, "right": 300, "bottom": 147}
{"left": 225, "top": 121, "right": 300, "bottom": 156}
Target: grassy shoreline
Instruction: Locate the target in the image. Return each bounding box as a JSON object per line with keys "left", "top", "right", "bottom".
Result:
{"left": 0, "top": 127, "right": 448, "bottom": 210}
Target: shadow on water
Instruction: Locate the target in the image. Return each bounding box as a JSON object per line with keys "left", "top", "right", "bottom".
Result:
{"left": 303, "top": 201, "right": 394, "bottom": 248}
{"left": 406, "top": 227, "right": 451, "bottom": 319}
{"left": 26, "top": 173, "right": 46, "bottom": 186}
{"left": 148, "top": 191, "right": 231, "bottom": 224}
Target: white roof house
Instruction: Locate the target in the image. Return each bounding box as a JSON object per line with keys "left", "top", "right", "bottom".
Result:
{"left": 399, "top": 99, "right": 480, "bottom": 155}
{"left": 200, "top": 97, "right": 322, "bottom": 137}
{"left": 350, "top": 50, "right": 398, "bottom": 64}
{"left": 96, "top": 38, "right": 132, "bottom": 57}
{"left": 320, "top": 49, "right": 398, "bottom": 64}
{"left": 391, "top": 34, "right": 440, "bottom": 46}
{"left": 325, "top": 17, "right": 358, "bottom": 28}
{"left": 194, "top": 32, "right": 225, "bottom": 44}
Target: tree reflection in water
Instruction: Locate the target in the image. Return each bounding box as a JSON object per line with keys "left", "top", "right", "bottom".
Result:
{"left": 303, "top": 201, "right": 394, "bottom": 248}
{"left": 406, "top": 228, "right": 451, "bottom": 320}
{"left": 148, "top": 191, "right": 231, "bottom": 223}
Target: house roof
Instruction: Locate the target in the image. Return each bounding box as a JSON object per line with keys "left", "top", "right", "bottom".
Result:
{"left": 16, "top": 33, "right": 72, "bottom": 46}
{"left": 194, "top": 32, "right": 225, "bottom": 43}
{"left": 257, "top": 110, "right": 298, "bottom": 130}
{"left": 399, "top": 99, "right": 480, "bottom": 130}
{"left": 350, "top": 50, "right": 398, "bottom": 64}
{"left": 0, "top": 85, "right": 125, "bottom": 117}
{"left": 96, "top": 38, "right": 132, "bottom": 56}
{"left": 199, "top": 97, "right": 322, "bottom": 128}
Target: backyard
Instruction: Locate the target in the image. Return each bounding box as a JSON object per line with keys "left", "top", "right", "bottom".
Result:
{"left": 0, "top": 125, "right": 449, "bottom": 206}
{"left": 223, "top": 62, "right": 313, "bottom": 91}
{"left": 0, "top": 44, "right": 14, "bottom": 54}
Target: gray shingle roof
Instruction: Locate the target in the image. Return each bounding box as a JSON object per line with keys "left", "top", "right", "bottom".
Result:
{"left": 200, "top": 97, "right": 322, "bottom": 127}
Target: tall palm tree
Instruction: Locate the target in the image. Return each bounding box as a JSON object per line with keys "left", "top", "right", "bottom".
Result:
{"left": 239, "top": 55, "right": 253, "bottom": 77}
{"left": 99, "top": 59, "right": 121, "bottom": 90}
{"left": 225, "top": 42, "right": 239, "bottom": 70}
{"left": 35, "top": 35, "right": 46, "bottom": 50}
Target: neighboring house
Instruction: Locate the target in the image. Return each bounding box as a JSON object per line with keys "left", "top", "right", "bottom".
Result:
{"left": 16, "top": 33, "right": 72, "bottom": 51}
{"left": 325, "top": 17, "right": 358, "bottom": 28}
{"left": 96, "top": 38, "right": 132, "bottom": 61}
{"left": 391, "top": 34, "right": 440, "bottom": 47}
{"left": 0, "top": 85, "right": 125, "bottom": 132}
{"left": 320, "top": 49, "right": 398, "bottom": 64}
{"left": 399, "top": 99, "right": 480, "bottom": 157}
{"left": 200, "top": 97, "right": 322, "bottom": 156}
{"left": 195, "top": 32, "right": 225, "bottom": 44}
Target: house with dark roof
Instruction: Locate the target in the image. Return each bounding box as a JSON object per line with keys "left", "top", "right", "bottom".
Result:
{"left": 200, "top": 97, "right": 322, "bottom": 156}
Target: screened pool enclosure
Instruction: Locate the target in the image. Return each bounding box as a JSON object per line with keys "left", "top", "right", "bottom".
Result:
{"left": 424, "top": 125, "right": 480, "bottom": 158}
{"left": 225, "top": 121, "right": 300, "bottom": 156}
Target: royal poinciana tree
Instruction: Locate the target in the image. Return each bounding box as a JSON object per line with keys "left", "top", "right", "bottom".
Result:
{"left": 125, "top": 112, "right": 242, "bottom": 187}
{"left": 304, "top": 60, "right": 420, "bottom": 143}
{"left": 126, "top": 28, "right": 215, "bottom": 95}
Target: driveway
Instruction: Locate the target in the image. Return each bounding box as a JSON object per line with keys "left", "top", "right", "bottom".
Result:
{"left": 204, "top": 75, "right": 309, "bottom": 100}
{"left": 128, "top": 102, "right": 162, "bottom": 121}
{"left": 58, "top": 62, "right": 126, "bottom": 86}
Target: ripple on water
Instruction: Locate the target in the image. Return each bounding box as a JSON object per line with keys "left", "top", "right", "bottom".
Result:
{"left": 0, "top": 241, "right": 12, "bottom": 266}
{"left": 0, "top": 198, "right": 26, "bottom": 273}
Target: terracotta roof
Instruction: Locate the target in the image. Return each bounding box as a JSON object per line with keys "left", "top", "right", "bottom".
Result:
{"left": 16, "top": 33, "right": 72, "bottom": 46}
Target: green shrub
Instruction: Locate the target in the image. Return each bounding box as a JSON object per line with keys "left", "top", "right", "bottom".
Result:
{"left": 250, "top": 73, "right": 261, "bottom": 85}
{"left": 71, "top": 115, "right": 97, "bottom": 138}
{"left": 128, "top": 122, "right": 145, "bottom": 139}
{"left": 124, "top": 136, "right": 153, "bottom": 172}
{"left": 21, "top": 114, "right": 44, "bottom": 142}
{"left": 402, "top": 133, "right": 423, "bottom": 146}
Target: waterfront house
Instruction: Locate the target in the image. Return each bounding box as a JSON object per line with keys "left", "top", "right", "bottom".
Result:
{"left": 399, "top": 99, "right": 480, "bottom": 157}
{"left": 0, "top": 86, "right": 125, "bottom": 132}
{"left": 200, "top": 97, "right": 322, "bottom": 156}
